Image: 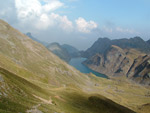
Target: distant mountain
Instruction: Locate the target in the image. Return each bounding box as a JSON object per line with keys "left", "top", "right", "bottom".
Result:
{"left": 83, "top": 37, "right": 150, "bottom": 85}
{"left": 47, "top": 42, "right": 71, "bottom": 62}
{"left": 26, "top": 32, "right": 49, "bottom": 46}
{"left": 82, "top": 37, "right": 111, "bottom": 58}
{"left": 146, "top": 39, "right": 150, "bottom": 45}
{"left": 62, "top": 44, "right": 81, "bottom": 58}
{"left": 26, "top": 33, "right": 81, "bottom": 62}
{"left": 82, "top": 37, "right": 150, "bottom": 58}
{"left": 47, "top": 43, "right": 81, "bottom": 62}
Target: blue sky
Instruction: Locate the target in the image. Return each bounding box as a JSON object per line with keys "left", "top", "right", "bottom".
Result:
{"left": 72, "top": 0, "right": 148, "bottom": 21}
{"left": 61, "top": 0, "right": 150, "bottom": 29}
{"left": 0, "top": 0, "right": 150, "bottom": 50}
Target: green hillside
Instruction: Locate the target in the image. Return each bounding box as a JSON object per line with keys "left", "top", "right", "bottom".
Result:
{"left": 0, "top": 19, "right": 149, "bottom": 113}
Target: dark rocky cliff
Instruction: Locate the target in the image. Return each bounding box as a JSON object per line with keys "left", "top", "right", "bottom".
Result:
{"left": 83, "top": 45, "right": 150, "bottom": 85}
{"left": 82, "top": 37, "right": 150, "bottom": 58}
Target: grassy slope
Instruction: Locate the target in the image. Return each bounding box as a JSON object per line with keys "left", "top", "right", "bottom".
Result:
{"left": 0, "top": 65, "right": 135, "bottom": 113}
{"left": 0, "top": 19, "right": 149, "bottom": 113}
{"left": 0, "top": 54, "right": 149, "bottom": 113}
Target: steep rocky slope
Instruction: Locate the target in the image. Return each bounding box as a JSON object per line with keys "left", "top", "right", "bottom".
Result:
{"left": 0, "top": 19, "right": 150, "bottom": 113}
{"left": 83, "top": 45, "right": 150, "bottom": 85}
{"left": 127, "top": 55, "right": 150, "bottom": 85}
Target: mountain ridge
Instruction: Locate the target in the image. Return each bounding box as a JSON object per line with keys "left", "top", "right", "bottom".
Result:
{"left": 83, "top": 37, "right": 150, "bottom": 85}
{"left": 26, "top": 32, "right": 49, "bottom": 46}
{"left": 82, "top": 37, "right": 150, "bottom": 58}
{"left": 47, "top": 42, "right": 71, "bottom": 62}
{"left": 46, "top": 42, "right": 81, "bottom": 62}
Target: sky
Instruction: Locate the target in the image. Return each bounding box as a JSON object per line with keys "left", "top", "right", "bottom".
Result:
{"left": 0, "top": 0, "right": 150, "bottom": 50}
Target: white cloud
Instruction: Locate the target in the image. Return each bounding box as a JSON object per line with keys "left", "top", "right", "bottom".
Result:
{"left": 50, "top": 13, "right": 73, "bottom": 32}
{"left": 14, "top": 0, "right": 73, "bottom": 31}
{"left": 14, "top": 0, "right": 97, "bottom": 33}
{"left": 1, "top": 0, "right": 97, "bottom": 33}
{"left": 43, "top": 0, "right": 63, "bottom": 12}
{"left": 35, "top": 13, "right": 52, "bottom": 29}
{"left": 75, "top": 17, "right": 98, "bottom": 33}
{"left": 15, "top": 0, "right": 42, "bottom": 19}
{"left": 15, "top": 0, "right": 64, "bottom": 19}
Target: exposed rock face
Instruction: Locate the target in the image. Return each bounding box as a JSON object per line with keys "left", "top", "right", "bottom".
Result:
{"left": 127, "top": 55, "right": 150, "bottom": 85}
{"left": 84, "top": 45, "right": 133, "bottom": 77}
{"left": 83, "top": 45, "right": 150, "bottom": 85}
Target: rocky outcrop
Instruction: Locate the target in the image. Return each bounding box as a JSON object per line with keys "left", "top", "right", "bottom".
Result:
{"left": 127, "top": 55, "right": 150, "bottom": 85}
{"left": 83, "top": 45, "right": 150, "bottom": 85}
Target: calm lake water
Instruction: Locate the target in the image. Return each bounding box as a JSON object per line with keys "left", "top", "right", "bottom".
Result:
{"left": 69, "top": 57, "right": 108, "bottom": 78}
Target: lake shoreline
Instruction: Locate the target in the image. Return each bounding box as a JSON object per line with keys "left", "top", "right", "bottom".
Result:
{"left": 81, "top": 62, "right": 109, "bottom": 79}
{"left": 69, "top": 57, "right": 108, "bottom": 79}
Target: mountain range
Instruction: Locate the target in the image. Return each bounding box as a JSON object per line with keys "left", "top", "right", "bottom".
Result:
{"left": 0, "top": 19, "right": 150, "bottom": 113}
{"left": 26, "top": 33, "right": 81, "bottom": 62}
{"left": 82, "top": 37, "right": 150, "bottom": 85}
{"left": 46, "top": 43, "right": 80, "bottom": 62}
{"left": 82, "top": 37, "right": 150, "bottom": 58}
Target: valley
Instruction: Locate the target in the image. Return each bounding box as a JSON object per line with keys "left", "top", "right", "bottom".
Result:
{"left": 1, "top": 0, "right": 150, "bottom": 113}
{"left": 0, "top": 19, "right": 150, "bottom": 113}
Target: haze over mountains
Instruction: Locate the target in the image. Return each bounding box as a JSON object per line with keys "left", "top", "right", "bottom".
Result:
{"left": 26, "top": 32, "right": 81, "bottom": 62}
{"left": 26, "top": 32, "right": 150, "bottom": 86}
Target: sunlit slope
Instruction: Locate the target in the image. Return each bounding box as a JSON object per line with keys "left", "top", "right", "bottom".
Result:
{"left": 0, "top": 19, "right": 91, "bottom": 87}
{"left": 0, "top": 48, "right": 136, "bottom": 113}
